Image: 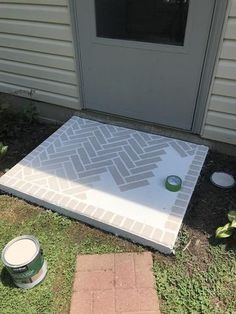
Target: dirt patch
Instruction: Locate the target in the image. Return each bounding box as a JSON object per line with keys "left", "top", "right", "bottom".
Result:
{"left": 70, "top": 220, "right": 144, "bottom": 253}
{"left": 0, "top": 121, "right": 58, "bottom": 176}
{"left": 0, "top": 195, "right": 43, "bottom": 224}
{"left": 186, "top": 151, "right": 236, "bottom": 235}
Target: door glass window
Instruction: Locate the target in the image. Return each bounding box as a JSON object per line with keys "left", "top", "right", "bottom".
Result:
{"left": 95, "top": 0, "right": 189, "bottom": 46}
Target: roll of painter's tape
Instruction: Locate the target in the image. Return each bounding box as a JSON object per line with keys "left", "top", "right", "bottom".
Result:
{"left": 165, "top": 175, "right": 182, "bottom": 192}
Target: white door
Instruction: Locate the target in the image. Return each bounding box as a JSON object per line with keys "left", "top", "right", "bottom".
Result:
{"left": 76, "top": 0, "right": 215, "bottom": 130}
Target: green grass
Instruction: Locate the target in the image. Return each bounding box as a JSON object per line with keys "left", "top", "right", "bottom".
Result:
{"left": 153, "top": 230, "right": 236, "bottom": 314}
{"left": 0, "top": 195, "right": 140, "bottom": 314}
{"left": 0, "top": 195, "right": 236, "bottom": 314}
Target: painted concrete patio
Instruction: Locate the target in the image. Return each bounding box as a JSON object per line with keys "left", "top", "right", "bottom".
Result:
{"left": 0, "top": 116, "right": 208, "bottom": 253}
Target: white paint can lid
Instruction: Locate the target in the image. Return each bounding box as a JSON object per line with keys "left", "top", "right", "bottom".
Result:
{"left": 210, "top": 172, "right": 235, "bottom": 189}
{"left": 2, "top": 236, "right": 39, "bottom": 267}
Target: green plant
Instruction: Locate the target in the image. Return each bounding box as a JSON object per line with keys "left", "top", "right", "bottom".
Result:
{"left": 216, "top": 211, "right": 236, "bottom": 238}
{"left": 0, "top": 142, "right": 8, "bottom": 159}
{"left": 0, "top": 104, "right": 37, "bottom": 140}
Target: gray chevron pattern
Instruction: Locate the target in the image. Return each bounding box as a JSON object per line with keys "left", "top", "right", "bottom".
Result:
{"left": 20, "top": 117, "right": 198, "bottom": 194}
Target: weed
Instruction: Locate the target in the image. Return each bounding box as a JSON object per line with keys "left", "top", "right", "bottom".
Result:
{"left": 0, "top": 143, "right": 8, "bottom": 159}
{"left": 0, "top": 104, "right": 37, "bottom": 140}
{"left": 216, "top": 210, "right": 236, "bottom": 239}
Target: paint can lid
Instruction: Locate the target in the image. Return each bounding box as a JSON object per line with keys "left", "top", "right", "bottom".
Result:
{"left": 165, "top": 175, "right": 182, "bottom": 192}
{"left": 1, "top": 235, "right": 40, "bottom": 267}
{"left": 210, "top": 172, "right": 235, "bottom": 189}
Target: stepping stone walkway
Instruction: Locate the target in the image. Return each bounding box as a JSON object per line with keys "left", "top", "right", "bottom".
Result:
{"left": 70, "top": 252, "right": 160, "bottom": 314}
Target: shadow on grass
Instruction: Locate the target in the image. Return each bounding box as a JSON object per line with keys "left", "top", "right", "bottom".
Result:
{"left": 0, "top": 267, "right": 16, "bottom": 288}
{"left": 208, "top": 234, "right": 236, "bottom": 252}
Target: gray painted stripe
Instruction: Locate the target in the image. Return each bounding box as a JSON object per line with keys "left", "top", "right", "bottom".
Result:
{"left": 187, "top": 170, "right": 199, "bottom": 176}
{"left": 88, "top": 136, "right": 102, "bottom": 151}
{"left": 181, "top": 187, "right": 192, "bottom": 194}
{"left": 130, "top": 164, "right": 158, "bottom": 174}
{"left": 77, "top": 147, "right": 90, "bottom": 165}
{"left": 135, "top": 157, "right": 161, "bottom": 166}
{"left": 48, "top": 150, "right": 76, "bottom": 160}
{"left": 91, "top": 153, "right": 118, "bottom": 163}
{"left": 182, "top": 180, "right": 195, "bottom": 188}
{"left": 147, "top": 138, "right": 171, "bottom": 146}
{"left": 108, "top": 135, "right": 130, "bottom": 143}
{"left": 75, "top": 175, "right": 100, "bottom": 185}
{"left": 108, "top": 166, "right": 125, "bottom": 185}
{"left": 47, "top": 144, "right": 55, "bottom": 154}
{"left": 178, "top": 193, "right": 190, "bottom": 201}
{"left": 70, "top": 132, "right": 94, "bottom": 140}
{"left": 71, "top": 155, "right": 84, "bottom": 172}
{"left": 119, "top": 151, "right": 135, "bottom": 169}
{"left": 128, "top": 138, "right": 143, "bottom": 154}
{"left": 97, "top": 147, "right": 123, "bottom": 156}
{"left": 113, "top": 158, "right": 129, "bottom": 176}
{"left": 196, "top": 151, "right": 207, "bottom": 157}
{"left": 188, "top": 150, "right": 196, "bottom": 156}
{"left": 177, "top": 141, "right": 190, "bottom": 150}
{"left": 175, "top": 199, "right": 188, "bottom": 207}
{"left": 132, "top": 133, "right": 147, "bottom": 147}
{"left": 144, "top": 143, "right": 168, "bottom": 153}
{"left": 74, "top": 126, "right": 98, "bottom": 134}
{"left": 41, "top": 156, "right": 70, "bottom": 166}
{"left": 185, "top": 175, "right": 197, "bottom": 182}
{"left": 78, "top": 168, "right": 107, "bottom": 178}
{"left": 102, "top": 141, "right": 127, "bottom": 149}
{"left": 139, "top": 132, "right": 151, "bottom": 141}
{"left": 120, "top": 180, "right": 149, "bottom": 192}
{"left": 85, "top": 160, "right": 113, "bottom": 170}
{"left": 99, "top": 125, "right": 112, "bottom": 138}
{"left": 124, "top": 145, "right": 140, "bottom": 161}
{"left": 94, "top": 129, "right": 107, "bottom": 144}
{"left": 139, "top": 149, "right": 166, "bottom": 160}
{"left": 170, "top": 142, "right": 188, "bottom": 157}
{"left": 192, "top": 160, "right": 203, "bottom": 166}
{"left": 125, "top": 171, "right": 154, "bottom": 183}
{"left": 83, "top": 141, "right": 97, "bottom": 157}
{"left": 63, "top": 161, "right": 78, "bottom": 180}
{"left": 55, "top": 143, "right": 83, "bottom": 153}
{"left": 190, "top": 165, "right": 201, "bottom": 171}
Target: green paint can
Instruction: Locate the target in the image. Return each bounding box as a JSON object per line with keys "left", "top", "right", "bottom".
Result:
{"left": 1, "top": 235, "right": 47, "bottom": 289}
{"left": 165, "top": 175, "right": 182, "bottom": 192}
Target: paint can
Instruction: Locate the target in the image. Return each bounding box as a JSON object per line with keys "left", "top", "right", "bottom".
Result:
{"left": 1, "top": 235, "right": 47, "bottom": 289}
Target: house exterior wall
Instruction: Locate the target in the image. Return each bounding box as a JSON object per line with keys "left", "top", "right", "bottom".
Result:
{"left": 0, "top": 0, "right": 80, "bottom": 109}
{"left": 201, "top": 0, "right": 236, "bottom": 145}
{"left": 0, "top": 0, "right": 235, "bottom": 145}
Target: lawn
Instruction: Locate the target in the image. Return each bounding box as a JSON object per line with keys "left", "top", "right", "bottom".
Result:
{"left": 0, "top": 112, "right": 235, "bottom": 314}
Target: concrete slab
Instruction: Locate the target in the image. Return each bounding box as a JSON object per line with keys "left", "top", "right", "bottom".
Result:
{"left": 0, "top": 116, "right": 208, "bottom": 253}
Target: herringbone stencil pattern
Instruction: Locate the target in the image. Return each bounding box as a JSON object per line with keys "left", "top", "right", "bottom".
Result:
{"left": 0, "top": 116, "right": 208, "bottom": 253}
{"left": 22, "top": 117, "right": 198, "bottom": 195}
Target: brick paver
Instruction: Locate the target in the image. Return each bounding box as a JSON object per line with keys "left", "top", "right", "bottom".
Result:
{"left": 70, "top": 252, "right": 160, "bottom": 314}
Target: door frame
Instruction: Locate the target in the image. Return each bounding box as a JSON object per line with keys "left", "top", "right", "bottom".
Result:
{"left": 69, "top": 0, "right": 229, "bottom": 134}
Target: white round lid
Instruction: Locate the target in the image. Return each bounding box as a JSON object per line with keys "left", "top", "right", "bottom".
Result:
{"left": 4, "top": 238, "right": 38, "bottom": 266}
{"left": 211, "top": 172, "right": 235, "bottom": 189}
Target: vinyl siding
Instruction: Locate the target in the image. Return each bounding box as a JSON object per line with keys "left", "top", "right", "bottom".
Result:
{"left": 202, "top": 0, "right": 236, "bottom": 145}
{"left": 0, "top": 0, "right": 80, "bottom": 109}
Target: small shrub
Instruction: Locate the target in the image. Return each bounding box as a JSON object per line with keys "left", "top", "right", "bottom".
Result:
{"left": 0, "top": 103, "right": 37, "bottom": 140}
{"left": 0, "top": 142, "right": 8, "bottom": 159}
{"left": 216, "top": 211, "right": 236, "bottom": 238}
